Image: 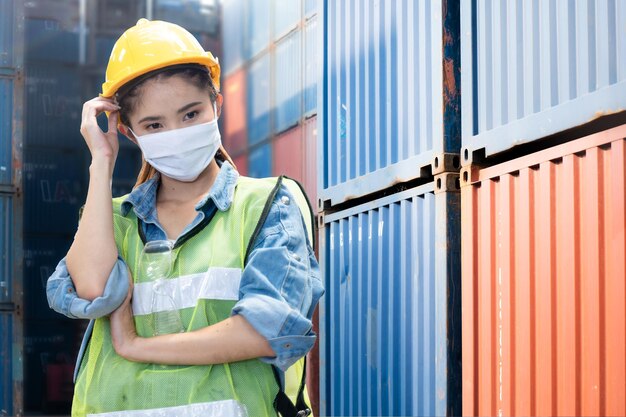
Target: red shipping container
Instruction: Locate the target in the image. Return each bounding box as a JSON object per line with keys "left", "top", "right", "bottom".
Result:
{"left": 461, "top": 125, "right": 626, "bottom": 416}
{"left": 273, "top": 124, "right": 303, "bottom": 182}
{"left": 222, "top": 69, "right": 247, "bottom": 155}
{"left": 233, "top": 153, "right": 248, "bottom": 177}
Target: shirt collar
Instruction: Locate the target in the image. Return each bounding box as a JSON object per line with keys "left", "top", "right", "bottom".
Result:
{"left": 120, "top": 161, "right": 239, "bottom": 218}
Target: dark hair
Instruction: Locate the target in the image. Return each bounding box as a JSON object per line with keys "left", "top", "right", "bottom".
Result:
{"left": 117, "top": 64, "right": 219, "bottom": 128}
{"left": 115, "top": 64, "right": 234, "bottom": 187}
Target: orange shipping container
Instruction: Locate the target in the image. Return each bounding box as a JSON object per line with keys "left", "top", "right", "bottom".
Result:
{"left": 273, "top": 125, "right": 303, "bottom": 181}
{"left": 303, "top": 116, "right": 318, "bottom": 212}
{"left": 461, "top": 125, "right": 626, "bottom": 416}
{"left": 222, "top": 69, "right": 247, "bottom": 155}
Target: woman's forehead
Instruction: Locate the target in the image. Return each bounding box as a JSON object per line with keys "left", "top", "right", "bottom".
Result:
{"left": 133, "top": 76, "right": 209, "bottom": 114}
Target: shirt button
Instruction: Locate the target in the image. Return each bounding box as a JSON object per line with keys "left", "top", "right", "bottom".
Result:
{"left": 281, "top": 195, "right": 291, "bottom": 206}
{"left": 67, "top": 288, "right": 73, "bottom": 293}
{"left": 284, "top": 343, "right": 292, "bottom": 349}
{"left": 292, "top": 253, "right": 301, "bottom": 262}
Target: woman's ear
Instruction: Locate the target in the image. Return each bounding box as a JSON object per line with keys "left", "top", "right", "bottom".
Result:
{"left": 119, "top": 124, "right": 138, "bottom": 145}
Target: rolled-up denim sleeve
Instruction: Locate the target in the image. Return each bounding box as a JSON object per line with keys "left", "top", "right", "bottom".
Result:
{"left": 46, "top": 256, "right": 130, "bottom": 319}
{"left": 231, "top": 185, "right": 324, "bottom": 371}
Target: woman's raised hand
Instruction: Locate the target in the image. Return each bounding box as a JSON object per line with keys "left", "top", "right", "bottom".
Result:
{"left": 80, "top": 97, "right": 121, "bottom": 166}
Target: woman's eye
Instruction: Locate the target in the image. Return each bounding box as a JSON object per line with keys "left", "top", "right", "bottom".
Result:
{"left": 146, "top": 122, "right": 162, "bottom": 130}
{"left": 184, "top": 110, "right": 199, "bottom": 121}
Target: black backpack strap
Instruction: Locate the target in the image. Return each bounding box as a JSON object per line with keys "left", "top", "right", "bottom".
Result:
{"left": 272, "top": 358, "right": 311, "bottom": 417}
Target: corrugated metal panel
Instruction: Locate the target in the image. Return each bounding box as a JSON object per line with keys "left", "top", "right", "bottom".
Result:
{"left": 320, "top": 0, "right": 460, "bottom": 206}
{"left": 0, "top": 78, "right": 12, "bottom": 185}
{"left": 461, "top": 124, "right": 626, "bottom": 416}
{"left": 245, "top": 0, "right": 270, "bottom": 59}
{"left": 304, "top": 15, "right": 317, "bottom": 116}
{"left": 0, "top": 195, "right": 11, "bottom": 303}
{"left": 95, "top": 35, "right": 117, "bottom": 67}
{"left": 0, "top": 0, "right": 14, "bottom": 67}
{"left": 273, "top": 125, "right": 303, "bottom": 180}
{"left": 223, "top": 69, "right": 248, "bottom": 155}
{"left": 23, "top": 237, "right": 71, "bottom": 321}
{"left": 233, "top": 154, "right": 249, "bottom": 177}
{"left": 24, "top": 319, "right": 79, "bottom": 411}
{"left": 274, "top": 0, "right": 301, "bottom": 40}
{"left": 221, "top": 0, "right": 245, "bottom": 75}
{"left": 25, "top": 18, "right": 79, "bottom": 64}
{"left": 247, "top": 53, "right": 271, "bottom": 144}
{"left": 303, "top": 116, "right": 318, "bottom": 211}
{"left": 23, "top": 148, "right": 85, "bottom": 235}
{"left": 248, "top": 142, "right": 272, "bottom": 178}
{"left": 112, "top": 149, "right": 141, "bottom": 185}
{"left": 25, "top": 64, "right": 82, "bottom": 149}
{"left": 2, "top": 1, "right": 24, "bottom": 414}
{"left": 305, "top": 0, "right": 317, "bottom": 17}
{"left": 319, "top": 181, "right": 461, "bottom": 416}
{"left": 461, "top": 0, "right": 626, "bottom": 162}
{"left": 0, "top": 312, "right": 13, "bottom": 414}
{"left": 154, "top": 0, "right": 219, "bottom": 35}
{"left": 274, "top": 29, "right": 302, "bottom": 134}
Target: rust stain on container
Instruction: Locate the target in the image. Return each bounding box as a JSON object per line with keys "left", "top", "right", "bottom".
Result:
{"left": 462, "top": 124, "right": 626, "bottom": 416}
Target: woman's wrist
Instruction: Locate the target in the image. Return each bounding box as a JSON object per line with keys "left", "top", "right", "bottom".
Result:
{"left": 89, "top": 155, "right": 116, "bottom": 177}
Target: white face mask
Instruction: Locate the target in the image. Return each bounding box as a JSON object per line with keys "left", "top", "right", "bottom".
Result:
{"left": 129, "top": 104, "right": 221, "bottom": 182}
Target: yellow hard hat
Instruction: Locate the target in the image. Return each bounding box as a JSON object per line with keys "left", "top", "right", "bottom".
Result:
{"left": 101, "top": 18, "right": 220, "bottom": 98}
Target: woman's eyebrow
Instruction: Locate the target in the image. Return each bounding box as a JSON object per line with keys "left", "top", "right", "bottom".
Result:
{"left": 177, "top": 101, "right": 203, "bottom": 114}
{"left": 137, "top": 115, "right": 162, "bottom": 124}
{"left": 137, "top": 102, "right": 203, "bottom": 125}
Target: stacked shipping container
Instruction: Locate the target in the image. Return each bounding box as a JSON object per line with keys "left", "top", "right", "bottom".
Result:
{"left": 0, "top": 1, "right": 24, "bottom": 415}
{"left": 316, "top": 0, "right": 462, "bottom": 415}
{"left": 220, "top": 0, "right": 318, "bottom": 201}
{"left": 220, "top": 0, "right": 321, "bottom": 412}
{"left": 460, "top": 1, "right": 626, "bottom": 415}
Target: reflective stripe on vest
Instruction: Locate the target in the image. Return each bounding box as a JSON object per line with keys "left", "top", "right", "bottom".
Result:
{"left": 132, "top": 268, "right": 242, "bottom": 315}
{"left": 87, "top": 399, "right": 246, "bottom": 417}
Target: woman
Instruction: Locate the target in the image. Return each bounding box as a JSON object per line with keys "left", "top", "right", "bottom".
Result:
{"left": 46, "top": 18, "right": 323, "bottom": 417}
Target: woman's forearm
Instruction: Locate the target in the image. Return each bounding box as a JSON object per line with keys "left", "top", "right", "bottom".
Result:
{"left": 66, "top": 157, "right": 118, "bottom": 301}
{"left": 117, "top": 315, "right": 276, "bottom": 365}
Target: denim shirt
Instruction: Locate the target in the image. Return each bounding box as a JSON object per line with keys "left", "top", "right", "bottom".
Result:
{"left": 46, "top": 161, "right": 324, "bottom": 374}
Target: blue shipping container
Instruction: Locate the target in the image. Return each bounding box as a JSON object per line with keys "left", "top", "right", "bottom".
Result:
{"left": 304, "top": 15, "right": 317, "bottom": 116}
{"left": 25, "top": 18, "right": 79, "bottom": 64}
{"left": 319, "top": 180, "right": 461, "bottom": 416}
{"left": 274, "top": 29, "right": 302, "bottom": 133}
{"left": 461, "top": 0, "right": 626, "bottom": 162}
{"left": 245, "top": 0, "right": 270, "bottom": 59}
{"left": 320, "top": 0, "right": 461, "bottom": 206}
{"left": 273, "top": 0, "right": 301, "bottom": 40}
{"left": 247, "top": 53, "right": 271, "bottom": 144}
{"left": 0, "top": 78, "right": 13, "bottom": 185}
{"left": 25, "top": 64, "right": 83, "bottom": 149}
{"left": 305, "top": 0, "right": 317, "bottom": 17}
{"left": 221, "top": 0, "right": 245, "bottom": 75}
{"left": 0, "top": 195, "right": 11, "bottom": 303}
{"left": 23, "top": 148, "right": 85, "bottom": 235}
{"left": 248, "top": 142, "right": 272, "bottom": 178}
{"left": 0, "top": 0, "right": 14, "bottom": 67}
{"left": 0, "top": 312, "right": 13, "bottom": 415}
{"left": 23, "top": 236, "right": 72, "bottom": 321}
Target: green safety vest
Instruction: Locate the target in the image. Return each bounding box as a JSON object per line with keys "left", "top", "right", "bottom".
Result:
{"left": 72, "top": 176, "right": 315, "bottom": 417}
